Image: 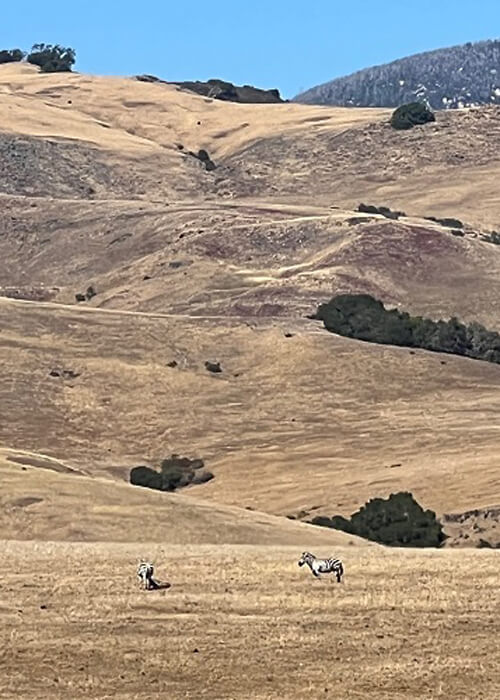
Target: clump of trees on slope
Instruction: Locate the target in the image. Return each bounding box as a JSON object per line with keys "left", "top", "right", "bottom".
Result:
{"left": 0, "top": 44, "right": 75, "bottom": 72}
{"left": 390, "top": 102, "right": 435, "bottom": 130}
{"left": 0, "top": 49, "right": 24, "bottom": 64}
{"left": 314, "top": 294, "right": 500, "bottom": 364}
{"left": 130, "top": 454, "right": 213, "bottom": 492}
{"left": 311, "top": 492, "right": 446, "bottom": 547}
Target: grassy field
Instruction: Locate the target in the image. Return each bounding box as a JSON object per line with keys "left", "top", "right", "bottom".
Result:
{"left": 1, "top": 542, "right": 499, "bottom": 699}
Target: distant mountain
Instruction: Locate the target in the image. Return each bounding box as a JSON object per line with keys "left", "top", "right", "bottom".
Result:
{"left": 295, "top": 39, "right": 500, "bottom": 109}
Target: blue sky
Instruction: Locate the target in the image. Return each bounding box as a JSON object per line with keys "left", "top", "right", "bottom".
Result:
{"left": 2, "top": 1, "right": 499, "bottom": 97}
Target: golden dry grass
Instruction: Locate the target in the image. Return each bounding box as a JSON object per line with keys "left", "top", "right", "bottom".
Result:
{"left": 1, "top": 64, "right": 500, "bottom": 534}
{"left": 0, "top": 452, "right": 366, "bottom": 546}
{"left": 1, "top": 296, "right": 500, "bottom": 527}
{"left": 0, "top": 62, "right": 500, "bottom": 699}
{"left": 2, "top": 63, "right": 499, "bottom": 226}
{"left": 0, "top": 63, "right": 388, "bottom": 157}
{"left": 1, "top": 542, "right": 499, "bottom": 699}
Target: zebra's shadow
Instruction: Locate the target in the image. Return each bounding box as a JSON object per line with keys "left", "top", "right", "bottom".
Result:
{"left": 143, "top": 581, "right": 172, "bottom": 591}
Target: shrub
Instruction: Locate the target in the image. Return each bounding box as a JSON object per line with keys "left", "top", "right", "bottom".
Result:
{"left": 27, "top": 44, "right": 76, "bottom": 73}
{"left": 0, "top": 49, "right": 25, "bottom": 64}
{"left": 130, "top": 454, "right": 213, "bottom": 492}
{"left": 130, "top": 465, "right": 163, "bottom": 490}
{"left": 314, "top": 294, "right": 500, "bottom": 364}
{"left": 311, "top": 492, "right": 446, "bottom": 547}
{"left": 390, "top": 102, "right": 435, "bottom": 130}
{"left": 481, "top": 231, "right": 500, "bottom": 245}
{"left": 205, "top": 361, "right": 222, "bottom": 373}
{"left": 358, "top": 203, "right": 406, "bottom": 219}
{"left": 188, "top": 149, "right": 217, "bottom": 171}
{"left": 424, "top": 215, "right": 464, "bottom": 229}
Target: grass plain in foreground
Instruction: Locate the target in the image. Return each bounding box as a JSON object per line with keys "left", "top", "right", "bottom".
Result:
{"left": 0, "top": 543, "right": 498, "bottom": 699}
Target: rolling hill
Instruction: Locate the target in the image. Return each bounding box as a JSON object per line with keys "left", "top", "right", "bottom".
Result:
{"left": 1, "top": 62, "right": 500, "bottom": 548}
{"left": 0, "top": 449, "right": 361, "bottom": 545}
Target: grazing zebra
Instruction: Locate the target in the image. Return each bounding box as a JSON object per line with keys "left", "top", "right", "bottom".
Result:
{"left": 298, "top": 552, "right": 344, "bottom": 582}
{"left": 137, "top": 561, "right": 160, "bottom": 590}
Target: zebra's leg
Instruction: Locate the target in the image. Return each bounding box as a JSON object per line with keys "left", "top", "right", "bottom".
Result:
{"left": 149, "top": 577, "right": 160, "bottom": 590}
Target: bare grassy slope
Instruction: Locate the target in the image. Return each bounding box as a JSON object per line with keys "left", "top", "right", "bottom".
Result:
{"left": 2, "top": 297, "right": 500, "bottom": 523}
{"left": 3, "top": 196, "right": 500, "bottom": 326}
{"left": 0, "top": 452, "right": 362, "bottom": 545}
{"left": 2, "top": 63, "right": 499, "bottom": 226}
{"left": 223, "top": 106, "right": 500, "bottom": 228}
{"left": 0, "top": 63, "right": 386, "bottom": 157}
{"left": 1, "top": 542, "right": 499, "bottom": 699}
{"left": 1, "top": 65, "right": 500, "bottom": 324}
{"left": 1, "top": 64, "right": 500, "bottom": 539}
{"left": 0, "top": 63, "right": 386, "bottom": 201}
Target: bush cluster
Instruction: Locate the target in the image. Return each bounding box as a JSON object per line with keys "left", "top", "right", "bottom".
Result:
{"left": 0, "top": 44, "right": 76, "bottom": 72}
{"left": 27, "top": 44, "right": 76, "bottom": 73}
{"left": 130, "top": 454, "right": 213, "bottom": 492}
{"left": 0, "top": 49, "right": 25, "bottom": 64}
{"left": 311, "top": 492, "right": 446, "bottom": 547}
{"left": 314, "top": 294, "right": 500, "bottom": 364}
{"left": 424, "top": 215, "right": 464, "bottom": 229}
{"left": 358, "top": 203, "right": 406, "bottom": 220}
{"left": 481, "top": 231, "right": 500, "bottom": 245}
{"left": 390, "top": 102, "right": 435, "bottom": 130}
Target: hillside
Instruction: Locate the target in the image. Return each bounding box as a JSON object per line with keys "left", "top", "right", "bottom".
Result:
{"left": 2, "top": 296, "right": 500, "bottom": 534}
{"left": 295, "top": 38, "right": 500, "bottom": 109}
{"left": 1, "top": 63, "right": 500, "bottom": 547}
{"left": 0, "top": 449, "right": 362, "bottom": 545}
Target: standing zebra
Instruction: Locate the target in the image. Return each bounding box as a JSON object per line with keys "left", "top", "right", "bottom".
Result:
{"left": 298, "top": 552, "right": 344, "bottom": 582}
{"left": 137, "top": 561, "right": 160, "bottom": 590}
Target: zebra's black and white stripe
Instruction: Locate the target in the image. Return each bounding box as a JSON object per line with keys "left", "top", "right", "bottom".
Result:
{"left": 298, "top": 552, "right": 344, "bottom": 582}
{"left": 137, "top": 561, "right": 160, "bottom": 590}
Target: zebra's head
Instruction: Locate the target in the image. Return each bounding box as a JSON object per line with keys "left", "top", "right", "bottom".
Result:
{"left": 298, "top": 552, "right": 313, "bottom": 567}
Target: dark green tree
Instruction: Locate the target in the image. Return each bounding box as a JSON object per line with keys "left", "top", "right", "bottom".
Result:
{"left": 0, "top": 49, "right": 25, "bottom": 64}
{"left": 390, "top": 102, "right": 435, "bottom": 130}
{"left": 130, "top": 455, "right": 213, "bottom": 492}
{"left": 314, "top": 294, "right": 500, "bottom": 365}
{"left": 27, "top": 44, "right": 76, "bottom": 73}
{"left": 311, "top": 492, "right": 446, "bottom": 547}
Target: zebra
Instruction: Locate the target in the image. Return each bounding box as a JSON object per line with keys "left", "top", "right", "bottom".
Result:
{"left": 137, "top": 561, "right": 160, "bottom": 590}
{"left": 298, "top": 552, "right": 344, "bottom": 582}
